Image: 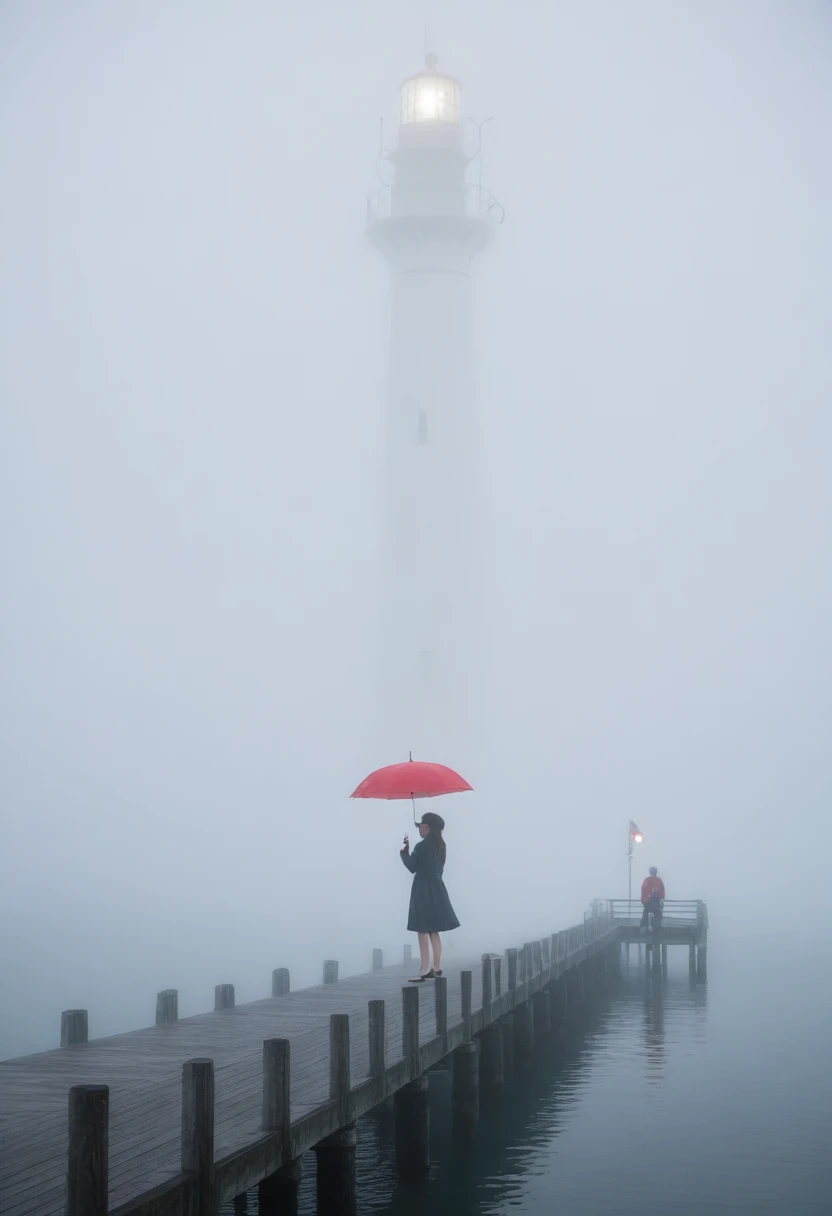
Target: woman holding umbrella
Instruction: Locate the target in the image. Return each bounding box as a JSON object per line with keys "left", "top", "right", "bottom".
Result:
{"left": 400, "top": 811, "right": 460, "bottom": 981}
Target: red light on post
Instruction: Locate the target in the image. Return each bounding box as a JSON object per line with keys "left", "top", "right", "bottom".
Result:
{"left": 632, "top": 831, "right": 643, "bottom": 844}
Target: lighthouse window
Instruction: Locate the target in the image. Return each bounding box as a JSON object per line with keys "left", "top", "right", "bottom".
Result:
{"left": 417, "top": 409, "right": 428, "bottom": 444}
{"left": 401, "top": 76, "right": 461, "bottom": 125}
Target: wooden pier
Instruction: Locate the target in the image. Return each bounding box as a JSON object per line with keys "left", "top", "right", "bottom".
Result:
{"left": 0, "top": 900, "right": 708, "bottom": 1215}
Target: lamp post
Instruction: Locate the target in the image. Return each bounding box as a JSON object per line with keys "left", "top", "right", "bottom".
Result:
{"left": 628, "top": 820, "right": 643, "bottom": 917}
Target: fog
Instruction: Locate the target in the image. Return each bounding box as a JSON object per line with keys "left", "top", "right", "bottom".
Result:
{"left": 1, "top": 0, "right": 830, "bottom": 1061}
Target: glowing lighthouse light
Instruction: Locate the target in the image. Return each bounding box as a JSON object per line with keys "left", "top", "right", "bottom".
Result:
{"left": 401, "top": 71, "right": 462, "bottom": 124}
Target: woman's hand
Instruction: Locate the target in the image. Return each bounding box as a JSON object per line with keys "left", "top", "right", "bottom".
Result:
{"left": 401, "top": 834, "right": 409, "bottom": 851}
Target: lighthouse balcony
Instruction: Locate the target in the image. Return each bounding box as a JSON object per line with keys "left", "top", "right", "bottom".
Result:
{"left": 367, "top": 183, "right": 504, "bottom": 227}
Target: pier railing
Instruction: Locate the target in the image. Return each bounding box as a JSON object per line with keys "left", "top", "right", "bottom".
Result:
{"left": 603, "top": 899, "right": 708, "bottom": 931}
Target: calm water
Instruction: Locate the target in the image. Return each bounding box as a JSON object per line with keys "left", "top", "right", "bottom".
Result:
{"left": 228, "top": 940, "right": 832, "bottom": 1214}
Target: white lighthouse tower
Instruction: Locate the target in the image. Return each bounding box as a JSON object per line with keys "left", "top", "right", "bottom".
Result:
{"left": 368, "top": 57, "right": 497, "bottom": 771}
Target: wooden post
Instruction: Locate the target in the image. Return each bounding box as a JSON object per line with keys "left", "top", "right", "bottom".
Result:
{"left": 233, "top": 1195, "right": 247, "bottom": 1215}
{"left": 372, "top": 948, "right": 383, "bottom": 971}
{"left": 156, "top": 989, "right": 178, "bottom": 1025}
{"left": 259, "top": 1159, "right": 303, "bottom": 1216}
{"left": 181, "top": 1059, "right": 215, "bottom": 1216}
{"left": 541, "top": 936, "right": 551, "bottom": 969}
{"left": 523, "top": 942, "right": 535, "bottom": 992}
{"left": 697, "top": 944, "right": 708, "bottom": 982}
{"left": 262, "top": 1039, "right": 290, "bottom": 1133}
{"left": 329, "top": 1014, "right": 351, "bottom": 1121}
{"left": 402, "top": 985, "right": 420, "bottom": 1070}
{"left": 434, "top": 975, "right": 448, "bottom": 1050}
{"left": 558, "top": 974, "right": 569, "bottom": 1024}
{"left": 214, "top": 984, "right": 235, "bottom": 1011}
{"left": 514, "top": 1000, "right": 534, "bottom": 1064}
{"left": 61, "top": 1009, "right": 88, "bottom": 1047}
{"left": 323, "top": 960, "right": 339, "bottom": 985}
{"left": 533, "top": 990, "right": 551, "bottom": 1037}
{"left": 259, "top": 1043, "right": 303, "bottom": 1215}
{"left": 661, "top": 942, "right": 668, "bottom": 975}
{"left": 532, "top": 940, "right": 543, "bottom": 978}
{"left": 67, "top": 1085, "right": 108, "bottom": 1216}
{"left": 394, "top": 1074, "right": 430, "bottom": 1179}
{"left": 479, "top": 1022, "right": 504, "bottom": 1093}
{"left": 452, "top": 1041, "right": 479, "bottom": 1137}
{"left": 494, "top": 955, "right": 502, "bottom": 996}
{"left": 689, "top": 942, "right": 697, "bottom": 979}
{"left": 461, "top": 969, "right": 473, "bottom": 1041}
{"left": 314, "top": 1124, "right": 357, "bottom": 1216}
{"left": 506, "top": 948, "right": 518, "bottom": 1006}
{"left": 499, "top": 1013, "right": 515, "bottom": 1085}
{"left": 272, "top": 968, "right": 290, "bottom": 997}
{"left": 481, "top": 955, "right": 493, "bottom": 1025}
{"left": 369, "top": 1000, "right": 386, "bottom": 1077}
{"left": 403, "top": 943, "right": 412, "bottom": 966}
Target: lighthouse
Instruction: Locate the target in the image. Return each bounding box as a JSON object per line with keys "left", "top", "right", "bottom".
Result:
{"left": 368, "top": 57, "right": 497, "bottom": 770}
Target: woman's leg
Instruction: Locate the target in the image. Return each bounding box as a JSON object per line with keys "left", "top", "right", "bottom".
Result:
{"left": 417, "top": 932, "right": 431, "bottom": 975}
{"left": 430, "top": 933, "right": 442, "bottom": 972}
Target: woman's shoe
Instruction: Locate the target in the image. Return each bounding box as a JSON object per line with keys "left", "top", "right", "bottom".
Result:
{"left": 408, "top": 969, "right": 436, "bottom": 983}
{"left": 434, "top": 969, "right": 443, "bottom": 978}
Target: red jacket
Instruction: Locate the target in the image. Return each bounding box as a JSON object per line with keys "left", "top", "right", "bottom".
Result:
{"left": 641, "top": 875, "right": 665, "bottom": 903}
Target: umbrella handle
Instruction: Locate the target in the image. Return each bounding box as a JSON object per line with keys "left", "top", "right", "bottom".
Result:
{"left": 412, "top": 795, "right": 418, "bottom": 827}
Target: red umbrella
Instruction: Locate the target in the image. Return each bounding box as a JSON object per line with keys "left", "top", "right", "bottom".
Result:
{"left": 351, "top": 755, "right": 472, "bottom": 823}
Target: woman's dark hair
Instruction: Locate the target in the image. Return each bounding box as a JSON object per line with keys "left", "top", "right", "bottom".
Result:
{"left": 420, "top": 811, "right": 446, "bottom": 865}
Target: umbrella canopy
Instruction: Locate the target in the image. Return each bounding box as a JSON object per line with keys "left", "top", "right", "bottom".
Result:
{"left": 351, "top": 759, "right": 473, "bottom": 801}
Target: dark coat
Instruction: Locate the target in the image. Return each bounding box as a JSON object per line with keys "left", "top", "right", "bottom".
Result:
{"left": 400, "top": 833, "right": 460, "bottom": 934}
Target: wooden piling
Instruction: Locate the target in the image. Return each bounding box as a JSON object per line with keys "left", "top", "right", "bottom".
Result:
{"left": 262, "top": 1039, "right": 290, "bottom": 1133}
{"left": 434, "top": 975, "right": 448, "bottom": 1050}
{"left": 329, "top": 1014, "right": 351, "bottom": 1121}
{"left": 481, "top": 955, "right": 493, "bottom": 1025}
{"left": 689, "top": 942, "right": 697, "bottom": 979}
{"left": 67, "top": 1084, "right": 108, "bottom": 1216}
{"left": 314, "top": 1123, "right": 356, "bottom": 1216}
{"left": 61, "top": 1009, "right": 88, "bottom": 1047}
{"left": 368, "top": 1000, "right": 386, "bottom": 1077}
{"left": 394, "top": 1074, "right": 430, "bottom": 1179}
{"left": 323, "top": 960, "right": 339, "bottom": 985}
{"left": 156, "top": 989, "right": 178, "bottom": 1025}
{"left": 556, "top": 975, "right": 568, "bottom": 1026}
{"left": 499, "top": 1013, "right": 515, "bottom": 1084}
{"left": 214, "top": 984, "right": 235, "bottom": 1011}
{"left": 259, "top": 1158, "right": 303, "bottom": 1216}
{"left": 533, "top": 989, "right": 551, "bottom": 1037}
{"left": 514, "top": 1000, "right": 534, "bottom": 1064}
{"left": 372, "top": 948, "right": 383, "bottom": 971}
{"left": 661, "top": 942, "right": 668, "bottom": 975}
{"left": 452, "top": 1041, "right": 479, "bottom": 1137}
{"left": 272, "top": 968, "right": 290, "bottom": 997}
{"left": 461, "top": 969, "right": 473, "bottom": 1040}
{"left": 506, "top": 948, "right": 518, "bottom": 1005}
{"left": 479, "top": 1022, "right": 504, "bottom": 1092}
{"left": 402, "top": 986, "right": 420, "bottom": 1069}
{"left": 233, "top": 1194, "right": 248, "bottom": 1215}
{"left": 494, "top": 955, "right": 502, "bottom": 995}
{"left": 181, "top": 1058, "right": 215, "bottom": 1216}
{"left": 697, "top": 944, "right": 708, "bottom": 981}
